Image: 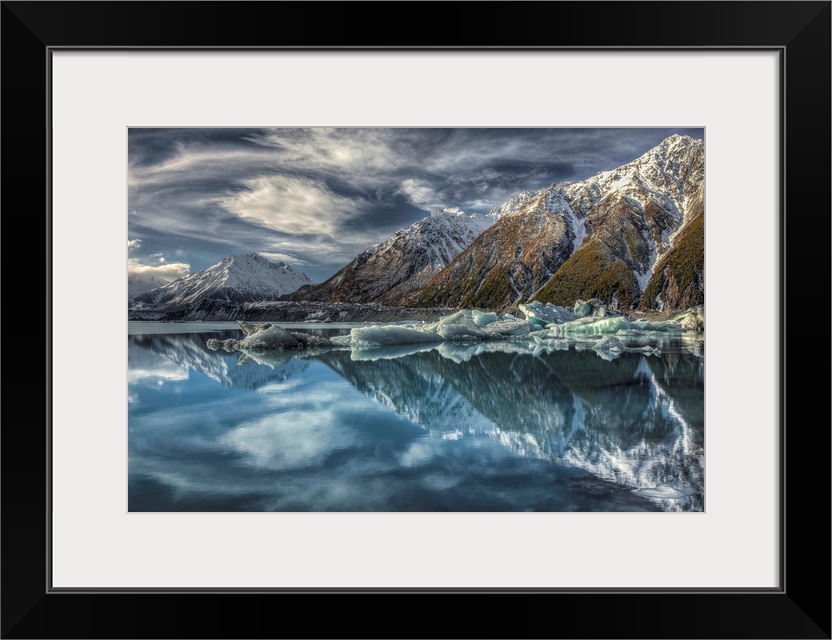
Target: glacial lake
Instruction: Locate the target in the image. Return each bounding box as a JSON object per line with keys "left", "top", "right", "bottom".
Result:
{"left": 128, "top": 324, "right": 704, "bottom": 512}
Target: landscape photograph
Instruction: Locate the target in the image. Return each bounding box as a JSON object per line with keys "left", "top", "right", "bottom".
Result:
{"left": 128, "top": 127, "right": 705, "bottom": 512}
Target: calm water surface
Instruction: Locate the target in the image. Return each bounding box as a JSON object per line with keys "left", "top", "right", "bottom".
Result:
{"left": 128, "top": 325, "right": 704, "bottom": 512}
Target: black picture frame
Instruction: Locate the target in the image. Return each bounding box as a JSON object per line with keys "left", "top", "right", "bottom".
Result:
{"left": 2, "top": 2, "right": 829, "bottom": 638}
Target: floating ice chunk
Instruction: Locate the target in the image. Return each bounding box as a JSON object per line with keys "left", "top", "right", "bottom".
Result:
{"left": 481, "top": 318, "right": 530, "bottom": 338}
{"left": 573, "top": 298, "right": 612, "bottom": 318}
{"left": 471, "top": 310, "right": 499, "bottom": 326}
{"left": 239, "top": 325, "right": 300, "bottom": 351}
{"left": 329, "top": 334, "right": 353, "bottom": 347}
{"left": 502, "top": 313, "right": 516, "bottom": 320}
{"left": 436, "top": 310, "right": 469, "bottom": 327}
{"left": 237, "top": 321, "right": 272, "bottom": 336}
{"left": 519, "top": 301, "right": 577, "bottom": 326}
{"left": 593, "top": 336, "right": 624, "bottom": 352}
{"left": 634, "top": 485, "right": 698, "bottom": 499}
{"left": 437, "top": 309, "right": 495, "bottom": 329}
{"left": 629, "top": 319, "right": 683, "bottom": 332}
{"left": 289, "top": 332, "right": 332, "bottom": 348}
{"left": 349, "top": 324, "right": 443, "bottom": 348}
{"left": 674, "top": 306, "right": 704, "bottom": 332}
{"left": 437, "top": 316, "right": 488, "bottom": 341}
{"left": 547, "top": 316, "right": 632, "bottom": 336}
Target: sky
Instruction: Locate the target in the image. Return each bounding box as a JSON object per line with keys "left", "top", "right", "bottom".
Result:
{"left": 128, "top": 127, "right": 703, "bottom": 283}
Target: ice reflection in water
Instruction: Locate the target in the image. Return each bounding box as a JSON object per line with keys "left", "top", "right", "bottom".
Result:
{"left": 128, "top": 329, "right": 703, "bottom": 512}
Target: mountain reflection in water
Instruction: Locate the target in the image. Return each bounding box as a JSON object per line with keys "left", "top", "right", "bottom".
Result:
{"left": 128, "top": 330, "right": 703, "bottom": 512}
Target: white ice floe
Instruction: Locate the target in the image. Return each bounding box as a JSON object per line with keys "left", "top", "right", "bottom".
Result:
{"left": 239, "top": 325, "right": 301, "bottom": 351}
{"left": 348, "top": 324, "right": 443, "bottom": 348}
{"left": 437, "top": 314, "right": 489, "bottom": 341}
{"left": 573, "top": 298, "right": 612, "bottom": 318}
{"left": 674, "top": 306, "right": 704, "bottom": 332}
{"left": 217, "top": 300, "right": 704, "bottom": 356}
{"left": 471, "top": 310, "right": 499, "bottom": 326}
{"left": 547, "top": 316, "right": 633, "bottom": 337}
{"left": 518, "top": 300, "right": 577, "bottom": 326}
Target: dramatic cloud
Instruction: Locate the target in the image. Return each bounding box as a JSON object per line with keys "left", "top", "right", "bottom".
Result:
{"left": 127, "top": 257, "right": 190, "bottom": 282}
{"left": 221, "top": 174, "right": 363, "bottom": 237}
{"left": 129, "top": 127, "right": 704, "bottom": 281}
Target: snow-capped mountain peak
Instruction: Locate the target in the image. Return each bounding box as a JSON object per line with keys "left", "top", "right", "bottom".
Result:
{"left": 293, "top": 210, "right": 501, "bottom": 305}
{"left": 131, "top": 253, "right": 313, "bottom": 307}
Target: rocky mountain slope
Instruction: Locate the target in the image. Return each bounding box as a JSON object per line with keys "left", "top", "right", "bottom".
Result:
{"left": 291, "top": 208, "right": 498, "bottom": 305}
{"left": 404, "top": 189, "right": 583, "bottom": 309}
{"left": 534, "top": 134, "right": 704, "bottom": 309}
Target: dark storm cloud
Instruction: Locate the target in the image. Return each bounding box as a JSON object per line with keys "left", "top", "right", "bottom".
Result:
{"left": 128, "top": 127, "right": 703, "bottom": 281}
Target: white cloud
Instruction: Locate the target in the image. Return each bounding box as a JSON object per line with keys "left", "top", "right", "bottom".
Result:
{"left": 397, "top": 178, "right": 445, "bottom": 212}
{"left": 258, "top": 251, "right": 310, "bottom": 266}
{"left": 128, "top": 257, "right": 190, "bottom": 282}
{"left": 247, "top": 128, "right": 406, "bottom": 181}
{"left": 128, "top": 238, "right": 142, "bottom": 249}
{"left": 221, "top": 174, "right": 363, "bottom": 236}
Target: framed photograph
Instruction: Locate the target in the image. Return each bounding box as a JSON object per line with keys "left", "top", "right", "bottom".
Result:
{"left": 3, "top": 2, "right": 829, "bottom": 638}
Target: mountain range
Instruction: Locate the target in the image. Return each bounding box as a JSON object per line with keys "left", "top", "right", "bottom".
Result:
{"left": 129, "top": 134, "right": 703, "bottom": 318}
{"left": 130, "top": 254, "right": 312, "bottom": 306}
{"left": 291, "top": 207, "right": 499, "bottom": 305}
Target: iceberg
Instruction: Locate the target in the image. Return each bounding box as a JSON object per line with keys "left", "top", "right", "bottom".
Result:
{"left": 288, "top": 332, "right": 332, "bottom": 348}
{"left": 348, "top": 324, "right": 443, "bottom": 348}
{"left": 238, "top": 321, "right": 271, "bottom": 336}
{"left": 674, "top": 306, "right": 704, "bottom": 332}
{"left": 239, "top": 325, "right": 301, "bottom": 351}
{"left": 573, "top": 298, "right": 615, "bottom": 318}
{"left": 481, "top": 318, "right": 531, "bottom": 338}
{"left": 210, "top": 320, "right": 332, "bottom": 352}
{"left": 546, "top": 316, "right": 632, "bottom": 337}
{"left": 204, "top": 301, "right": 704, "bottom": 357}
{"left": 437, "top": 317, "right": 488, "bottom": 341}
{"left": 435, "top": 311, "right": 489, "bottom": 340}
{"left": 518, "top": 301, "right": 577, "bottom": 326}
{"left": 471, "top": 310, "right": 499, "bottom": 326}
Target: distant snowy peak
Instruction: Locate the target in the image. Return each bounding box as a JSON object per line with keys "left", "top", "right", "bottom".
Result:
{"left": 128, "top": 272, "right": 169, "bottom": 301}
{"left": 131, "top": 254, "right": 313, "bottom": 306}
